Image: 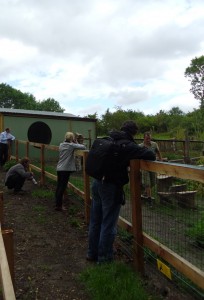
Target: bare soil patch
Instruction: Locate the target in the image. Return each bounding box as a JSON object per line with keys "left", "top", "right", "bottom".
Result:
{"left": 0, "top": 170, "right": 197, "bottom": 300}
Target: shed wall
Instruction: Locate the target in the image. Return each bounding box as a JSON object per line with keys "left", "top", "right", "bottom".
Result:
{"left": 0, "top": 113, "right": 96, "bottom": 160}
{"left": 2, "top": 115, "right": 96, "bottom": 145}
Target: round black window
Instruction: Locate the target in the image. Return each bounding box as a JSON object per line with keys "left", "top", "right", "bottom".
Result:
{"left": 27, "top": 121, "right": 52, "bottom": 144}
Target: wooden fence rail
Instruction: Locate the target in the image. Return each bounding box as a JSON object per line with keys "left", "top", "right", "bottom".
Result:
{"left": 0, "top": 192, "right": 15, "bottom": 300}
{"left": 9, "top": 140, "right": 204, "bottom": 292}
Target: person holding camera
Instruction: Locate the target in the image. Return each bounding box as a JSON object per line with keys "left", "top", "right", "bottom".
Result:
{"left": 55, "top": 132, "right": 86, "bottom": 211}
{"left": 5, "top": 157, "right": 35, "bottom": 194}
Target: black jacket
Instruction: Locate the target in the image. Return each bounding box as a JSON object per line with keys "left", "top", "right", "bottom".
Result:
{"left": 104, "top": 130, "right": 156, "bottom": 185}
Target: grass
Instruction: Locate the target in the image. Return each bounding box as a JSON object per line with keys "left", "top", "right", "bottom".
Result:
{"left": 80, "top": 261, "right": 157, "bottom": 300}
{"left": 69, "top": 217, "right": 82, "bottom": 228}
{"left": 186, "top": 213, "right": 204, "bottom": 247}
{"left": 31, "top": 189, "right": 54, "bottom": 199}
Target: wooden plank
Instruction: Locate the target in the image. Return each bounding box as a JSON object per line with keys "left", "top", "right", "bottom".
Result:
{"left": 2, "top": 229, "right": 15, "bottom": 286}
{"left": 40, "top": 145, "right": 45, "bottom": 185}
{"left": 30, "top": 165, "right": 41, "bottom": 172}
{"left": 130, "top": 159, "right": 144, "bottom": 274}
{"left": 0, "top": 226, "right": 16, "bottom": 300}
{"left": 44, "top": 171, "right": 56, "bottom": 181}
{"left": 44, "top": 144, "right": 58, "bottom": 151}
{"left": 82, "top": 151, "right": 91, "bottom": 224}
{"left": 143, "top": 233, "right": 204, "bottom": 290}
{"left": 68, "top": 183, "right": 84, "bottom": 199}
{"left": 140, "top": 160, "right": 204, "bottom": 184}
{"left": 118, "top": 216, "right": 132, "bottom": 231}
{"left": 117, "top": 217, "right": 204, "bottom": 290}
{"left": 0, "top": 192, "right": 4, "bottom": 225}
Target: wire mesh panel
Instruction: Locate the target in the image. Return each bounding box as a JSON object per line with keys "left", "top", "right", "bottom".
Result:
{"left": 142, "top": 174, "right": 204, "bottom": 270}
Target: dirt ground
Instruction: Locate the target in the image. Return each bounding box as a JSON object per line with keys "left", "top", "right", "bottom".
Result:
{"left": 0, "top": 170, "right": 197, "bottom": 300}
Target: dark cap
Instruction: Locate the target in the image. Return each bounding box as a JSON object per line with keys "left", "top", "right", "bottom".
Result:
{"left": 120, "top": 120, "right": 138, "bottom": 135}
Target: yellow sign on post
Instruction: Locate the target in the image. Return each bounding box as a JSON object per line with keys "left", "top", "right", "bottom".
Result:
{"left": 157, "top": 259, "right": 172, "bottom": 280}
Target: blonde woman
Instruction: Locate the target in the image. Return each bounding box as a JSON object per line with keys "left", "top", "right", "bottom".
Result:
{"left": 55, "top": 132, "right": 86, "bottom": 211}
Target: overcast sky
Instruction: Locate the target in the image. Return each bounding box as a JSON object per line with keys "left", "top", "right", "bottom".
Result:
{"left": 0, "top": 0, "right": 204, "bottom": 117}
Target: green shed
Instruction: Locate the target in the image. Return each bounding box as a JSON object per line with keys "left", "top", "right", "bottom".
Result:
{"left": 0, "top": 108, "right": 96, "bottom": 159}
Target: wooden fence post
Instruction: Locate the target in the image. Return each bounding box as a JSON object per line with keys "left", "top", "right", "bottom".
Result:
{"left": 15, "top": 140, "right": 19, "bottom": 162}
{"left": 83, "top": 151, "right": 91, "bottom": 224}
{"left": 129, "top": 159, "right": 144, "bottom": 275}
{"left": 40, "top": 144, "right": 45, "bottom": 185}
{"left": 0, "top": 192, "right": 4, "bottom": 225}
{"left": 0, "top": 226, "right": 15, "bottom": 300}
{"left": 184, "top": 133, "right": 191, "bottom": 164}
{"left": 2, "top": 229, "right": 15, "bottom": 287}
{"left": 88, "top": 129, "right": 92, "bottom": 150}
{"left": 26, "top": 141, "right": 29, "bottom": 158}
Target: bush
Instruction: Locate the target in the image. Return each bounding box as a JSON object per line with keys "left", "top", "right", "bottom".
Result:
{"left": 3, "top": 159, "right": 17, "bottom": 172}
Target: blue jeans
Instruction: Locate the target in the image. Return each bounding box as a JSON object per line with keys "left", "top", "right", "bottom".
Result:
{"left": 87, "top": 179, "right": 122, "bottom": 262}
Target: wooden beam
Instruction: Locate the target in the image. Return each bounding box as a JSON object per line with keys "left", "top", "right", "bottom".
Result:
{"left": 0, "top": 192, "right": 4, "bottom": 225}
{"left": 0, "top": 225, "right": 16, "bottom": 300}
{"left": 143, "top": 233, "right": 204, "bottom": 290}
{"left": 140, "top": 160, "right": 204, "bottom": 184}
{"left": 117, "top": 217, "right": 204, "bottom": 290}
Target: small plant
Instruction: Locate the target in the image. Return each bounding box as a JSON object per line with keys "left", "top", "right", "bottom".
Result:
{"left": 196, "top": 156, "right": 204, "bottom": 166}
{"left": 33, "top": 205, "right": 46, "bottom": 213}
{"left": 69, "top": 217, "right": 82, "bottom": 228}
{"left": 69, "top": 205, "right": 78, "bottom": 216}
{"left": 118, "top": 228, "right": 133, "bottom": 244}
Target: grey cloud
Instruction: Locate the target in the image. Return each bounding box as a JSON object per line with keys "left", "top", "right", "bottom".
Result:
{"left": 110, "top": 89, "right": 150, "bottom": 106}
{"left": 129, "top": 20, "right": 204, "bottom": 59}
{"left": 0, "top": 0, "right": 203, "bottom": 117}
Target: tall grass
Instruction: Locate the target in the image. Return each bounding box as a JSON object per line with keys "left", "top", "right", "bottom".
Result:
{"left": 80, "top": 261, "right": 157, "bottom": 300}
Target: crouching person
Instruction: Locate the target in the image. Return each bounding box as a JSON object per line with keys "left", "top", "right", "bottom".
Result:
{"left": 5, "top": 157, "right": 34, "bottom": 194}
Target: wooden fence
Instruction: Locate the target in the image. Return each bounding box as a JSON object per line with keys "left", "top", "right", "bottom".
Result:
{"left": 0, "top": 192, "right": 15, "bottom": 300}
{"left": 7, "top": 139, "right": 204, "bottom": 294}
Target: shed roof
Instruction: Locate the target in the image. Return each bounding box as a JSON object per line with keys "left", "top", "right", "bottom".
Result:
{"left": 0, "top": 108, "right": 96, "bottom": 122}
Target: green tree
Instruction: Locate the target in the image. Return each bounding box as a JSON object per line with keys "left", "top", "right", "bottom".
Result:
{"left": 0, "top": 83, "right": 37, "bottom": 109}
{"left": 0, "top": 83, "right": 64, "bottom": 112}
{"left": 168, "top": 106, "right": 184, "bottom": 116}
{"left": 185, "top": 55, "right": 204, "bottom": 109}
{"left": 154, "top": 110, "right": 169, "bottom": 133}
{"left": 37, "top": 98, "right": 65, "bottom": 112}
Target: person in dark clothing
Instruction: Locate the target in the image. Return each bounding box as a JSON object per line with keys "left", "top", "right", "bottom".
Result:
{"left": 87, "top": 120, "right": 156, "bottom": 263}
{"left": 5, "top": 157, "right": 34, "bottom": 193}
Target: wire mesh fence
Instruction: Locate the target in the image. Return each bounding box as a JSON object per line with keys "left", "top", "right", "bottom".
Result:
{"left": 9, "top": 139, "right": 204, "bottom": 299}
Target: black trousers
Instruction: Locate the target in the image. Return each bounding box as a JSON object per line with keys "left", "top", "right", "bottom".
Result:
{"left": 55, "top": 171, "right": 71, "bottom": 207}
{"left": 0, "top": 143, "right": 9, "bottom": 166}
{"left": 5, "top": 174, "right": 25, "bottom": 191}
